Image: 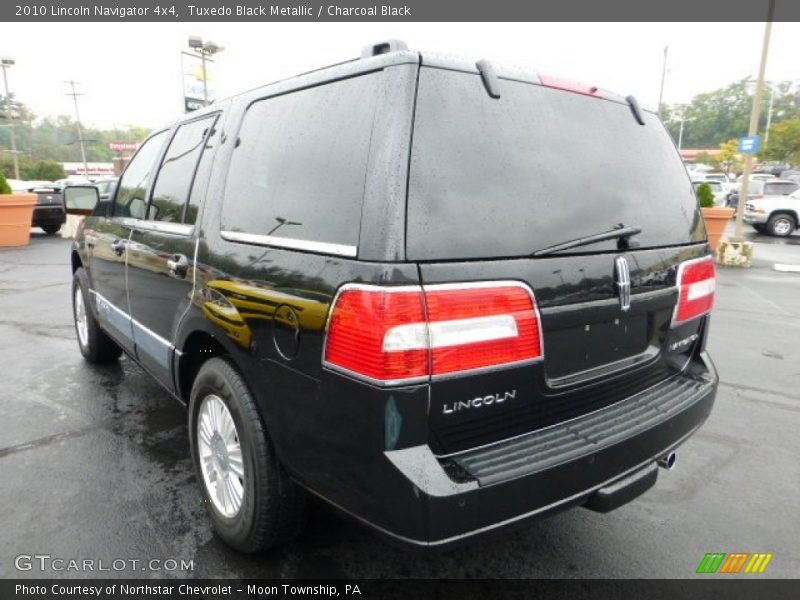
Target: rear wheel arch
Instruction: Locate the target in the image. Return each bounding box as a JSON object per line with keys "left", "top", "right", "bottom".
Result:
{"left": 177, "top": 331, "right": 228, "bottom": 403}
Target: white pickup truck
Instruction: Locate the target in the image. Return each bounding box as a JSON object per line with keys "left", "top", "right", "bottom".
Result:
{"left": 744, "top": 189, "right": 800, "bottom": 237}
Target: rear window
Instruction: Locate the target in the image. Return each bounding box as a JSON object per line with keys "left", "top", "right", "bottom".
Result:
{"left": 407, "top": 68, "right": 705, "bottom": 260}
{"left": 221, "top": 73, "right": 380, "bottom": 249}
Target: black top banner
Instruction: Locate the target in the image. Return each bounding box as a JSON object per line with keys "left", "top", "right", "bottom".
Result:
{"left": 2, "top": 0, "right": 799, "bottom": 22}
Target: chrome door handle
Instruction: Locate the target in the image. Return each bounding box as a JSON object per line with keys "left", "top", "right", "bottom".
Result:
{"left": 167, "top": 254, "right": 190, "bottom": 279}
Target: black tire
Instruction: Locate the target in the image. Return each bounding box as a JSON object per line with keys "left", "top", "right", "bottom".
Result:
{"left": 72, "top": 268, "right": 123, "bottom": 363}
{"left": 766, "top": 213, "right": 797, "bottom": 237}
{"left": 41, "top": 224, "right": 62, "bottom": 235}
{"left": 189, "top": 357, "right": 307, "bottom": 552}
{"left": 752, "top": 224, "right": 767, "bottom": 233}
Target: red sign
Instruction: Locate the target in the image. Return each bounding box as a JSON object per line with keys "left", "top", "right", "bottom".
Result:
{"left": 109, "top": 142, "right": 140, "bottom": 151}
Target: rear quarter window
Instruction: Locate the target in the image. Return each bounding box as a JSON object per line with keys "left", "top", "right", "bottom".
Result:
{"left": 221, "top": 73, "right": 380, "bottom": 249}
{"left": 407, "top": 68, "right": 705, "bottom": 260}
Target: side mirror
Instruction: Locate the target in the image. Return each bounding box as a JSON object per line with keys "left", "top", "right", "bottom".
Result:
{"left": 64, "top": 186, "right": 100, "bottom": 216}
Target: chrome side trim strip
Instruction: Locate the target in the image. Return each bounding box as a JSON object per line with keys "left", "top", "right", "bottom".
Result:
{"left": 89, "top": 289, "right": 129, "bottom": 319}
{"left": 220, "top": 230, "right": 358, "bottom": 258}
{"left": 90, "top": 290, "right": 178, "bottom": 351}
{"left": 131, "top": 317, "right": 173, "bottom": 348}
{"left": 132, "top": 220, "right": 195, "bottom": 236}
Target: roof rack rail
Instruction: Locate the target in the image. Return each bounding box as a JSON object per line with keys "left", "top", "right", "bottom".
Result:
{"left": 361, "top": 40, "right": 408, "bottom": 58}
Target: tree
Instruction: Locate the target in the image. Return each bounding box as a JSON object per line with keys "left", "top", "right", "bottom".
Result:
{"left": 664, "top": 79, "right": 800, "bottom": 149}
{"left": 25, "top": 160, "right": 66, "bottom": 181}
{"left": 709, "top": 139, "right": 742, "bottom": 176}
{"left": 760, "top": 118, "right": 800, "bottom": 165}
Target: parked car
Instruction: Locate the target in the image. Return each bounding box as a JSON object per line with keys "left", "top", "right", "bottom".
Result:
{"left": 699, "top": 172, "right": 733, "bottom": 193}
{"left": 692, "top": 180, "right": 726, "bottom": 206}
{"left": 744, "top": 188, "right": 800, "bottom": 237}
{"left": 779, "top": 169, "right": 800, "bottom": 184}
{"left": 755, "top": 162, "right": 791, "bottom": 177}
{"left": 726, "top": 178, "right": 799, "bottom": 207}
{"left": 65, "top": 41, "right": 719, "bottom": 552}
{"left": 9, "top": 180, "right": 66, "bottom": 235}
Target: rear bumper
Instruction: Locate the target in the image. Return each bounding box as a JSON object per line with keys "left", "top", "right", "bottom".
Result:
{"left": 32, "top": 205, "right": 66, "bottom": 226}
{"left": 342, "top": 352, "right": 718, "bottom": 549}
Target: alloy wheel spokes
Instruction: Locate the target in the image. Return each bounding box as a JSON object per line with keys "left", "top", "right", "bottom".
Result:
{"left": 197, "top": 394, "right": 245, "bottom": 517}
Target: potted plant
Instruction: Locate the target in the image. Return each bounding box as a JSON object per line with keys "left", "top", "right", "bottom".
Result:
{"left": 697, "top": 182, "right": 734, "bottom": 254}
{"left": 0, "top": 172, "right": 38, "bottom": 247}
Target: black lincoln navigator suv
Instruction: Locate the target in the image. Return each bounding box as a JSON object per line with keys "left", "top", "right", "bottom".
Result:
{"left": 66, "top": 41, "right": 718, "bottom": 551}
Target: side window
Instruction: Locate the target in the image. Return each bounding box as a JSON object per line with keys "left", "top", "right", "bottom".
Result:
{"left": 113, "top": 131, "right": 168, "bottom": 218}
{"left": 221, "top": 73, "right": 380, "bottom": 248}
{"left": 149, "top": 115, "right": 218, "bottom": 223}
{"left": 185, "top": 118, "right": 220, "bottom": 225}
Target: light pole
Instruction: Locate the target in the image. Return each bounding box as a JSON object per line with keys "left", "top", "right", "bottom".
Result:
{"left": 733, "top": 2, "right": 775, "bottom": 242}
{"left": 673, "top": 105, "right": 689, "bottom": 152}
{"left": 188, "top": 36, "right": 224, "bottom": 106}
{"left": 657, "top": 45, "right": 669, "bottom": 118}
{"left": 1, "top": 57, "right": 20, "bottom": 180}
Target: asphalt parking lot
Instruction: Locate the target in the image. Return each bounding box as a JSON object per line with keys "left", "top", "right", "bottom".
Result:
{"left": 1, "top": 225, "right": 798, "bottom": 579}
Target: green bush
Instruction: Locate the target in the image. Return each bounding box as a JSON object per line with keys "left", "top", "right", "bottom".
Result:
{"left": 696, "top": 182, "right": 715, "bottom": 208}
{"left": 0, "top": 171, "right": 11, "bottom": 195}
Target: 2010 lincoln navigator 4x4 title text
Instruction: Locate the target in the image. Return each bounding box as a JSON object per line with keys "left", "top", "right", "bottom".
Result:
{"left": 66, "top": 40, "right": 718, "bottom": 552}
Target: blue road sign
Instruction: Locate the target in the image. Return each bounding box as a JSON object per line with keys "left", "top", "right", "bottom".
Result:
{"left": 738, "top": 135, "right": 761, "bottom": 154}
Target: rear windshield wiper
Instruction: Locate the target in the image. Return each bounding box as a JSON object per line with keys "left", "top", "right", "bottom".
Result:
{"left": 531, "top": 225, "right": 642, "bottom": 257}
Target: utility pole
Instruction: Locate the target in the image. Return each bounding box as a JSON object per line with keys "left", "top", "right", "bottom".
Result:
{"left": 733, "top": 1, "right": 775, "bottom": 242}
{"left": 657, "top": 45, "right": 668, "bottom": 118}
{"left": 65, "top": 80, "right": 89, "bottom": 178}
{"left": 1, "top": 57, "right": 20, "bottom": 180}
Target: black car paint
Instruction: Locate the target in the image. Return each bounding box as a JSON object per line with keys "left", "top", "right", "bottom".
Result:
{"left": 70, "top": 49, "right": 718, "bottom": 548}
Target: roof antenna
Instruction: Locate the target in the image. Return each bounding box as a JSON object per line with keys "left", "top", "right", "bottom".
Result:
{"left": 476, "top": 60, "right": 501, "bottom": 99}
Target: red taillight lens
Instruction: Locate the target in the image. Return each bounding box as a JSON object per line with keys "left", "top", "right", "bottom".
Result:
{"left": 424, "top": 283, "right": 542, "bottom": 376}
{"left": 324, "top": 286, "right": 428, "bottom": 384}
{"left": 673, "top": 256, "right": 716, "bottom": 326}
{"left": 323, "top": 282, "right": 543, "bottom": 385}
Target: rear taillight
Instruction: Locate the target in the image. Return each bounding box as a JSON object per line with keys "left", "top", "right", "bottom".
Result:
{"left": 323, "top": 282, "right": 543, "bottom": 385}
{"left": 672, "top": 256, "right": 716, "bottom": 326}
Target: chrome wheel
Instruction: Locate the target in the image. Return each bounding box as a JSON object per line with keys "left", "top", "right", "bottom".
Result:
{"left": 74, "top": 286, "right": 89, "bottom": 348}
{"left": 772, "top": 217, "right": 792, "bottom": 236}
{"left": 197, "top": 394, "right": 245, "bottom": 518}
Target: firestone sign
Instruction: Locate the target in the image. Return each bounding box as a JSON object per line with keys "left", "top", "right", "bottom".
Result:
{"left": 109, "top": 142, "right": 140, "bottom": 152}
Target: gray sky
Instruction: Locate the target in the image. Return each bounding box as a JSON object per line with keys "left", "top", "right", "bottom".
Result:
{"left": 3, "top": 22, "right": 799, "bottom": 130}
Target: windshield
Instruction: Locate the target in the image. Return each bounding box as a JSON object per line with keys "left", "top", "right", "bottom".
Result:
{"left": 406, "top": 68, "right": 705, "bottom": 260}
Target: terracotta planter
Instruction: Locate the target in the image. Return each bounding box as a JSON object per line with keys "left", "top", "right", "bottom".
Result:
{"left": 0, "top": 193, "right": 37, "bottom": 247}
{"left": 701, "top": 206, "right": 735, "bottom": 253}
